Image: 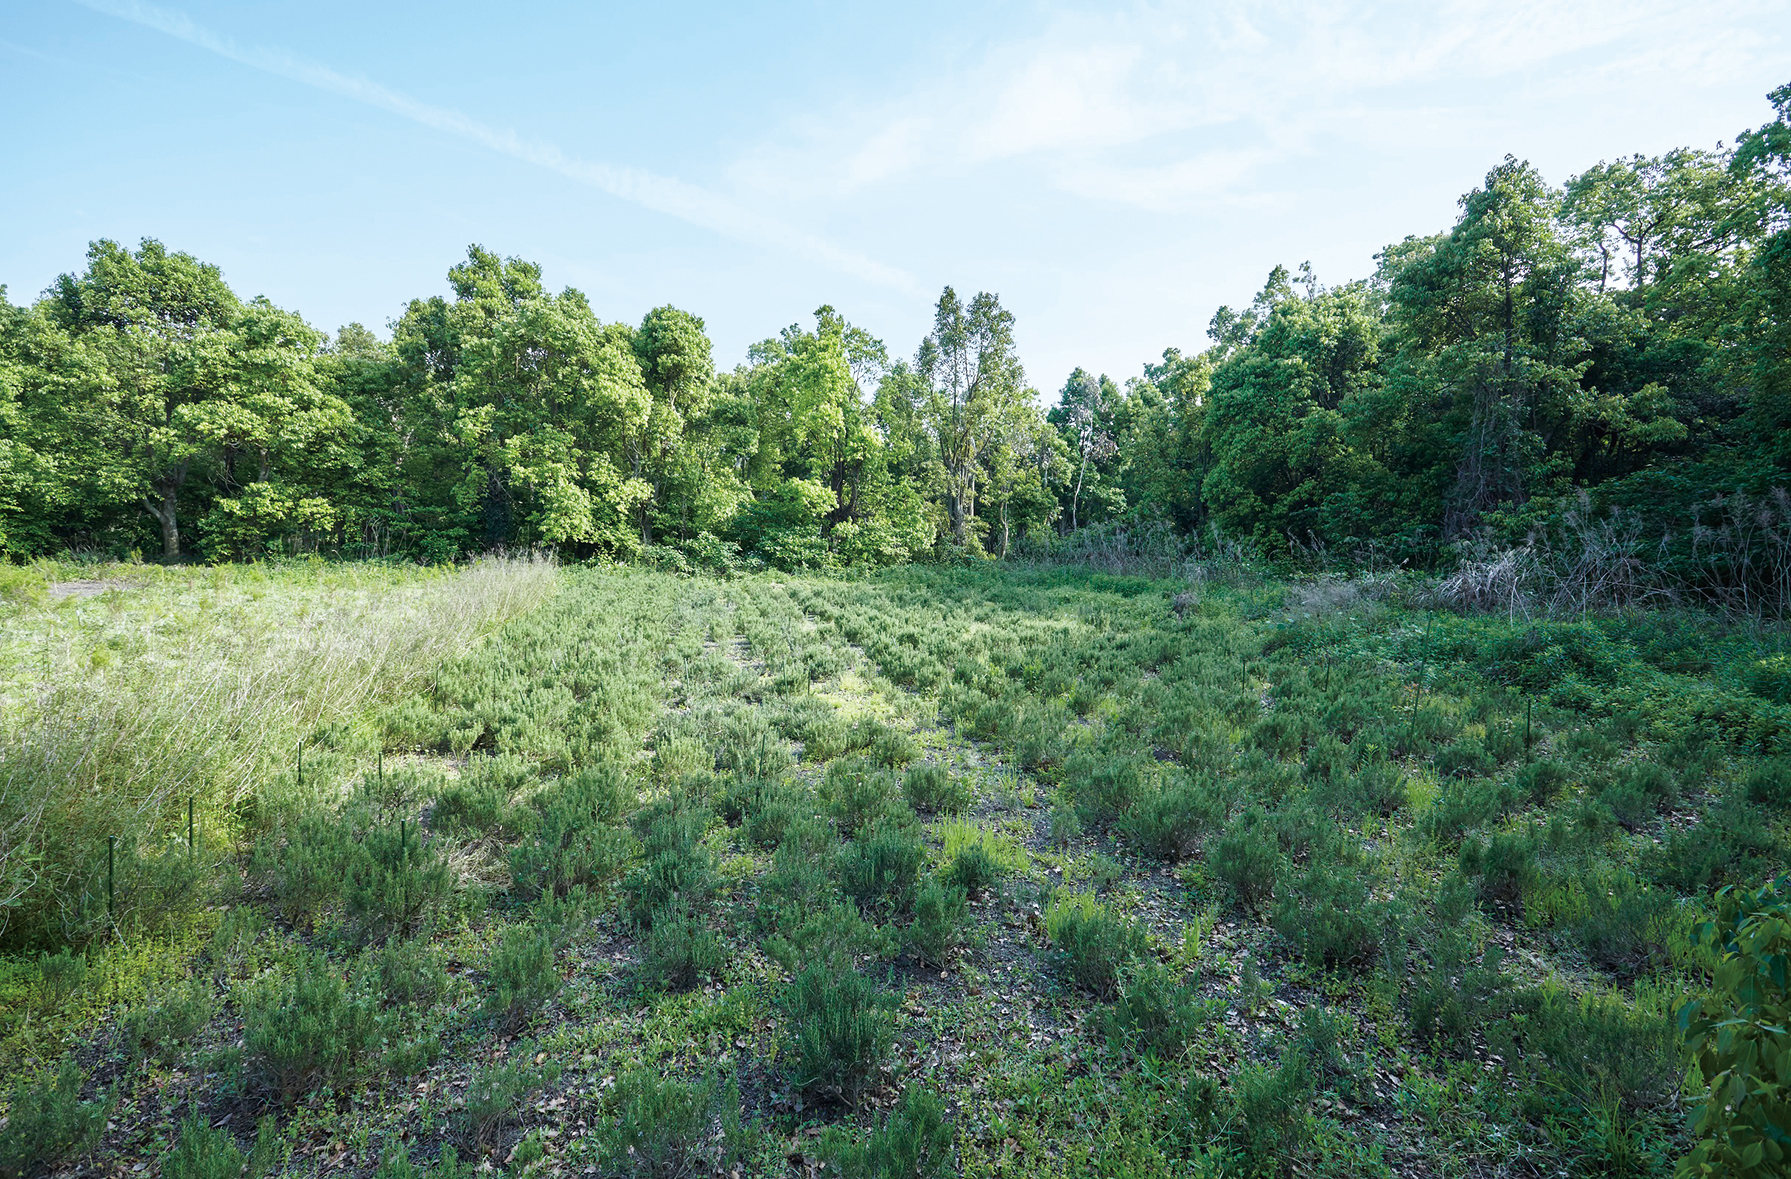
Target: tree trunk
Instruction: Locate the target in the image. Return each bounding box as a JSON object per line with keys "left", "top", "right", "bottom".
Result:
{"left": 143, "top": 477, "right": 182, "bottom": 560}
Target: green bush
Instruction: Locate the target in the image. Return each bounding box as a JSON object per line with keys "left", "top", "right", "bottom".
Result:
{"left": 0, "top": 1058, "right": 108, "bottom": 1179}
{"left": 159, "top": 1109, "right": 257, "bottom": 1179}
{"left": 835, "top": 817, "right": 926, "bottom": 916}
{"left": 1210, "top": 806, "right": 1281, "bottom": 910}
{"left": 1678, "top": 876, "right": 1791, "bottom": 1179}
{"left": 641, "top": 906, "right": 726, "bottom": 991}
{"left": 1045, "top": 891, "right": 1145, "bottom": 997}
{"left": 1740, "top": 758, "right": 1791, "bottom": 807}
{"left": 1514, "top": 759, "right": 1570, "bottom": 805}
{"left": 1408, "top": 931, "right": 1511, "bottom": 1051}
{"left": 907, "top": 878, "right": 969, "bottom": 967}
{"left": 821, "top": 1086, "right": 954, "bottom": 1178}
{"left": 340, "top": 821, "right": 456, "bottom": 947}
{"left": 942, "top": 842, "right": 1002, "bottom": 898}
{"left": 1567, "top": 871, "right": 1674, "bottom": 977}
{"left": 458, "top": 1045, "right": 562, "bottom": 1147}
{"left": 622, "top": 803, "right": 717, "bottom": 927}
{"left": 484, "top": 923, "right": 561, "bottom": 1032}
{"left": 902, "top": 764, "right": 971, "bottom": 815}
{"left": 594, "top": 1069, "right": 746, "bottom": 1178}
{"left": 510, "top": 799, "right": 637, "bottom": 902}
{"left": 371, "top": 938, "right": 448, "bottom": 1006}
{"left": 240, "top": 950, "right": 381, "bottom": 1101}
{"left": 123, "top": 975, "right": 215, "bottom": 1063}
{"left": 35, "top": 948, "right": 88, "bottom": 1009}
{"left": 1435, "top": 740, "right": 1496, "bottom": 779}
{"left": 781, "top": 962, "right": 896, "bottom": 1102}
{"left": 1458, "top": 830, "right": 1539, "bottom": 911}
{"left": 823, "top": 759, "right": 902, "bottom": 836}
{"left": 1098, "top": 960, "right": 1215, "bottom": 1057}
{"left": 1119, "top": 778, "right": 1219, "bottom": 860}
{"left": 1274, "top": 859, "right": 1389, "bottom": 970}
{"left": 1226, "top": 1048, "right": 1314, "bottom": 1174}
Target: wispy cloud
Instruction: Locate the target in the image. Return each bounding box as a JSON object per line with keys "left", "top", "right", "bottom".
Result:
{"left": 728, "top": 0, "right": 1783, "bottom": 212}
{"left": 71, "top": 0, "right": 918, "bottom": 292}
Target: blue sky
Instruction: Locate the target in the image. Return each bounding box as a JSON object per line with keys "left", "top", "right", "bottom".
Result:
{"left": 3, "top": 1, "right": 1787, "bottom": 395}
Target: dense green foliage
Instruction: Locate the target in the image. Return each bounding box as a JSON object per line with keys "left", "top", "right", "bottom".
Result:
{"left": 2, "top": 86, "right": 1785, "bottom": 586}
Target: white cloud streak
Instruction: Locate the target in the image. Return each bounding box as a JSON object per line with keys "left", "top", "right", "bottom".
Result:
{"left": 71, "top": 0, "right": 919, "bottom": 293}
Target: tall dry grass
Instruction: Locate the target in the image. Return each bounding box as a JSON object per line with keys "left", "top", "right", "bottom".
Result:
{"left": 0, "top": 553, "right": 558, "bottom": 947}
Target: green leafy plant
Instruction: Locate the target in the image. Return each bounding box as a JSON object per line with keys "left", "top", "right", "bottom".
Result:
{"left": 484, "top": 923, "right": 561, "bottom": 1032}
{"left": 902, "top": 764, "right": 971, "bottom": 814}
{"left": 821, "top": 1086, "right": 954, "bottom": 1178}
{"left": 1045, "top": 891, "right": 1145, "bottom": 997}
{"left": 240, "top": 950, "right": 381, "bottom": 1101}
{"left": 593, "top": 1069, "right": 747, "bottom": 1178}
{"left": 1678, "top": 876, "right": 1791, "bottom": 1179}
{"left": 781, "top": 962, "right": 896, "bottom": 1103}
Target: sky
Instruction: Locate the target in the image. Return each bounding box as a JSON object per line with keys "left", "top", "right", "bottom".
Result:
{"left": 2, "top": 1, "right": 1788, "bottom": 396}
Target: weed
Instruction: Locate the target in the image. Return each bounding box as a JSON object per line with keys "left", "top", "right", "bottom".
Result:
{"left": 123, "top": 976, "right": 215, "bottom": 1063}
{"left": 835, "top": 817, "right": 926, "bottom": 916}
{"left": 1210, "top": 806, "right": 1281, "bottom": 910}
{"left": 1098, "top": 960, "right": 1215, "bottom": 1057}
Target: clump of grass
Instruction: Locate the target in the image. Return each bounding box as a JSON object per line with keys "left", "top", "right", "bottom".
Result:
{"left": 483, "top": 924, "right": 560, "bottom": 1032}
{"left": 902, "top": 763, "right": 972, "bottom": 815}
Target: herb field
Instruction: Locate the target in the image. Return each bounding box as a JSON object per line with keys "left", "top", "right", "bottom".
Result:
{"left": 2, "top": 562, "right": 1787, "bottom": 1178}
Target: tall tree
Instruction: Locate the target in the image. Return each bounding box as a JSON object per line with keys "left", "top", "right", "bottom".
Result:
{"left": 915, "top": 287, "right": 1025, "bottom": 549}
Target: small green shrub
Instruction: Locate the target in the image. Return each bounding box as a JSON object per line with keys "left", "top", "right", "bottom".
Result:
{"left": 835, "top": 817, "right": 926, "bottom": 916}
{"left": 821, "top": 1086, "right": 954, "bottom": 1179}
{"left": 622, "top": 804, "right": 717, "bottom": 927}
{"left": 35, "top": 948, "right": 88, "bottom": 1009}
{"left": 373, "top": 1141, "right": 473, "bottom": 1179}
{"left": 641, "top": 907, "right": 726, "bottom": 991}
{"left": 1226, "top": 1049, "right": 1314, "bottom": 1173}
{"left": 458, "top": 1045, "right": 562, "bottom": 1146}
{"left": 0, "top": 1058, "right": 108, "bottom": 1179}
{"left": 763, "top": 898, "right": 893, "bottom": 975}
{"left": 907, "top": 878, "right": 969, "bottom": 967}
{"left": 1274, "top": 859, "right": 1388, "bottom": 970}
{"left": 1210, "top": 806, "right": 1281, "bottom": 910}
{"left": 372, "top": 938, "right": 448, "bottom": 1006}
{"left": 240, "top": 950, "right": 381, "bottom": 1101}
{"left": 484, "top": 924, "right": 561, "bottom": 1032}
{"left": 1408, "top": 931, "right": 1511, "bottom": 1051}
{"left": 1119, "top": 778, "right": 1218, "bottom": 860}
{"left": 1514, "top": 759, "right": 1570, "bottom": 805}
{"left": 1458, "top": 830, "right": 1539, "bottom": 911}
{"left": 902, "top": 764, "right": 971, "bottom": 815}
{"left": 823, "top": 759, "right": 902, "bottom": 836}
{"left": 1048, "top": 800, "right": 1082, "bottom": 847}
{"left": 1435, "top": 740, "right": 1496, "bottom": 779}
{"left": 781, "top": 963, "right": 896, "bottom": 1102}
{"left": 1741, "top": 758, "right": 1791, "bottom": 807}
{"left": 160, "top": 1109, "right": 249, "bottom": 1179}
{"left": 339, "top": 822, "right": 456, "bottom": 947}
{"left": 942, "top": 842, "right": 1002, "bottom": 898}
{"left": 123, "top": 976, "right": 215, "bottom": 1062}
{"left": 1045, "top": 891, "right": 1145, "bottom": 997}
{"left": 1098, "top": 960, "right": 1215, "bottom": 1057}
{"left": 511, "top": 764, "right": 638, "bottom": 901}
{"left": 594, "top": 1069, "right": 747, "bottom": 1177}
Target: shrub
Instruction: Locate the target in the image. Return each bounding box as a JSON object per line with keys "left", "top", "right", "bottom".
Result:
{"left": 1226, "top": 1049, "right": 1314, "bottom": 1174}
{"left": 821, "top": 1086, "right": 954, "bottom": 1179}
{"left": 781, "top": 963, "right": 896, "bottom": 1102}
{"left": 902, "top": 764, "right": 971, "bottom": 815}
{"left": 1119, "top": 778, "right": 1219, "bottom": 861}
{"left": 1098, "top": 960, "right": 1215, "bottom": 1057}
{"left": 622, "top": 804, "right": 717, "bottom": 927}
{"left": 907, "top": 878, "right": 969, "bottom": 967}
{"left": 1209, "top": 806, "right": 1281, "bottom": 910}
{"left": 764, "top": 898, "right": 893, "bottom": 975}
{"left": 942, "top": 842, "right": 1002, "bottom": 898}
{"left": 339, "top": 822, "right": 456, "bottom": 947}
{"left": 1650, "top": 797, "right": 1782, "bottom": 892}
{"left": 1250, "top": 712, "right": 1305, "bottom": 759}
{"left": 1273, "top": 859, "right": 1388, "bottom": 970}
{"left": 1045, "top": 891, "right": 1145, "bottom": 997}
{"left": 458, "top": 1045, "right": 562, "bottom": 1147}
{"left": 1065, "top": 752, "right": 1143, "bottom": 823}
{"left": 484, "top": 924, "right": 560, "bottom": 1032}
{"left": 1349, "top": 759, "right": 1408, "bottom": 817}
{"left": 740, "top": 779, "right": 821, "bottom": 851}
{"left": 1458, "top": 830, "right": 1539, "bottom": 911}
{"left": 1514, "top": 759, "right": 1570, "bottom": 805}
{"left": 1740, "top": 758, "right": 1791, "bottom": 807}
{"left": 35, "top": 948, "right": 88, "bottom": 1008}
{"left": 0, "top": 1058, "right": 108, "bottom": 1179}
{"left": 510, "top": 765, "right": 638, "bottom": 901}
{"left": 160, "top": 1110, "right": 247, "bottom": 1179}
{"left": 372, "top": 939, "right": 448, "bottom": 1006}
{"left": 594, "top": 1069, "right": 746, "bottom": 1178}
{"left": 240, "top": 950, "right": 380, "bottom": 1101}
{"left": 641, "top": 907, "right": 726, "bottom": 991}
{"left": 1408, "top": 931, "right": 1511, "bottom": 1051}
{"left": 1435, "top": 740, "right": 1495, "bottom": 779}
{"left": 835, "top": 817, "right": 926, "bottom": 916}
{"left": 823, "top": 759, "right": 902, "bottom": 836}
{"left": 1048, "top": 800, "right": 1083, "bottom": 847}
{"left": 1679, "top": 876, "right": 1791, "bottom": 1179}
{"left": 123, "top": 976, "right": 215, "bottom": 1063}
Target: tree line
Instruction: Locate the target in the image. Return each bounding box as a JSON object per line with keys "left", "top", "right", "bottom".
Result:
{"left": 0, "top": 84, "right": 1785, "bottom": 573}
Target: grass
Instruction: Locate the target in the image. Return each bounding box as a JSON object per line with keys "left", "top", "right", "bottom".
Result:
{"left": 0, "top": 559, "right": 1785, "bottom": 1177}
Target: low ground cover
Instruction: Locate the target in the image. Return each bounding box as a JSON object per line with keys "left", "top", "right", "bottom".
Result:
{"left": 1, "top": 560, "right": 1786, "bottom": 1177}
